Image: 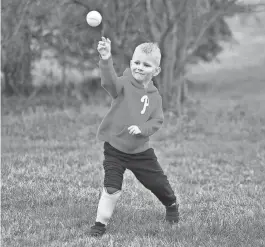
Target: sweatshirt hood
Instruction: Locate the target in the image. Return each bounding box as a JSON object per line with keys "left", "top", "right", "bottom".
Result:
{"left": 123, "top": 68, "right": 158, "bottom": 93}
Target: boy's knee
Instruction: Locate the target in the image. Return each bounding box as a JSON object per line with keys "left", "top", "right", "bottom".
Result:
{"left": 105, "top": 187, "right": 120, "bottom": 194}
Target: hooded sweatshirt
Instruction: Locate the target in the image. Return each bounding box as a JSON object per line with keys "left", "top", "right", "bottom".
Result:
{"left": 96, "top": 57, "right": 164, "bottom": 154}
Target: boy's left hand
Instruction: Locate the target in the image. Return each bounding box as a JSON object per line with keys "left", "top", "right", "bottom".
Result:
{"left": 128, "top": 125, "right": 141, "bottom": 135}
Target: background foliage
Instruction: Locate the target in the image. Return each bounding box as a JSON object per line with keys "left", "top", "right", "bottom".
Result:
{"left": 1, "top": 0, "right": 263, "bottom": 111}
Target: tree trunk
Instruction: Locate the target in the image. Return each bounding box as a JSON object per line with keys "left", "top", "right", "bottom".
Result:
{"left": 158, "top": 16, "right": 192, "bottom": 114}
{"left": 172, "top": 4, "right": 193, "bottom": 114}
{"left": 21, "top": 23, "right": 32, "bottom": 95}
{"left": 2, "top": 23, "right": 32, "bottom": 96}
{"left": 159, "top": 24, "right": 178, "bottom": 111}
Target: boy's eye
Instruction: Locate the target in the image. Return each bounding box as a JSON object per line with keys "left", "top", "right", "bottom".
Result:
{"left": 134, "top": 61, "right": 151, "bottom": 67}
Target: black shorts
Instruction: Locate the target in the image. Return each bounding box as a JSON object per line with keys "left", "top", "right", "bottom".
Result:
{"left": 102, "top": 142, "right": 176, "bottom": 207}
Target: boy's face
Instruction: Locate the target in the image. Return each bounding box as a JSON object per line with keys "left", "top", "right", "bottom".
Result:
{"left": 130, "top": 48, "right": 161, "bottom": 85}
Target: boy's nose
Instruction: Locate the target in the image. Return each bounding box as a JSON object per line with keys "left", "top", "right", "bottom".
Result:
{"left": 137, "top": 64, "right": 144, "bottom": 71}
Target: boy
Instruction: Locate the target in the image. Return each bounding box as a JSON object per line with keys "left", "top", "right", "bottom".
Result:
{"left": 90, "top": 37, "right": 179, "bottom": 237}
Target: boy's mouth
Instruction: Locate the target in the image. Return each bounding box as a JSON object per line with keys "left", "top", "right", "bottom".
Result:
{"left": 135, "top": 71, "right": 144, "bottom": 75}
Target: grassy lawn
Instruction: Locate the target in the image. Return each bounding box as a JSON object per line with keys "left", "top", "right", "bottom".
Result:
{"left": 1, "top": 65, "right": 265, "bottom": 247}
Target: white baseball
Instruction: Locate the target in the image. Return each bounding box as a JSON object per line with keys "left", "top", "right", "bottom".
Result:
{"left": 86, "top": 11, "right": 102, "bottom": 27}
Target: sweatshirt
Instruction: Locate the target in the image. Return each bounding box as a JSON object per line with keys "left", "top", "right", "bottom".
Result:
{"left": 96, "top": 57, "right": 164, "bottom": 154}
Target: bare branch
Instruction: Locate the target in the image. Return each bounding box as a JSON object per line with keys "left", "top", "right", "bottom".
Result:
{"left": 71, "top": 0, "right": 89, "bottom": 9}
{"left": 145, "top": 0, "right": 161, "bottom": 41}
{"left": 163, "top": 0, "right": 187, "bottom": 22}
{"left": 186, "top": 0, "right": 240, "bottom": 62}
{"left": 2, "top": 0, "right": 31, "bottom": 46}
{"left": 117, "top": 0, "right": 142, "bottom": 47}
{"left": 188, "top": 12, "right": 223, "bottom": 57}
{"left": 163, "top": 0, "right": 174, "bottom": 20}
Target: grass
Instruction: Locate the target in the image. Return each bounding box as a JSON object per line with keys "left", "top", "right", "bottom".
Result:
{"left": 1, "top": 64, "right": 265, "bottom": 247}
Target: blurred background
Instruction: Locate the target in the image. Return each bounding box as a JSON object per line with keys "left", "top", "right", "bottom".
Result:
{"left": 1, "top": 0, "right": 265, "bottom": 114}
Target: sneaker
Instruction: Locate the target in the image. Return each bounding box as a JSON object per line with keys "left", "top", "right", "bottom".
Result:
{"left": 90, "top": 222, "right": 106, "bottom": 237}
{"left": 166, "top": 203, "right": 179, "bottom": 223}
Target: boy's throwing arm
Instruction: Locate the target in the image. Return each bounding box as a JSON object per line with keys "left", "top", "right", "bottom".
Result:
{"left": 99, "top": 57, "right": 123, "bottom": 99}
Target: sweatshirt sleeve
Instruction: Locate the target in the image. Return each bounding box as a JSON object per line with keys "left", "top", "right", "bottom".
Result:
{"left": 138, "top": 96, "right": 164, "bottom": 137}
{"left": 99, "top": 56, "right": 123, "bottom": 98}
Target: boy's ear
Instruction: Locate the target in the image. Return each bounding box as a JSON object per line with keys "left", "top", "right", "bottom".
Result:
{"left": 153, "top": 67, "right": 161, "bottom": 77}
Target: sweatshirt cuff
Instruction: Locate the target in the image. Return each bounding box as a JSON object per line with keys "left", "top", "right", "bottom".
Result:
{"left": 99, "top": 55, "right": 112, "bottom": 66}
{"left": 138, "top": 125, "right": 150, "bottom": 137}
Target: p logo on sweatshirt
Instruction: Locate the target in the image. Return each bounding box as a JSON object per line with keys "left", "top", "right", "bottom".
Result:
{"left": 141, "top": 95, "right": 149, "bottom": 114}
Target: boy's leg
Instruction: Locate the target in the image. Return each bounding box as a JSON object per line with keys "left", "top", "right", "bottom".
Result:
{"left": 128, "top": 148, "right": 179, "bottom": 222}
{"left": 129, "top": 148, "right": 176, "bottom": 207}
{"left": 90, "top": 143, "right": 126, "bottom": 236}
{"left": 94, "top": 159, "right": 125, "bottom": 226}
{"left": 95, "top": 187, "right": 122, "bottom": 226}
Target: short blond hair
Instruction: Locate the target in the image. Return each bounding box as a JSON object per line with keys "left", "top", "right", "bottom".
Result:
{"left": 135, "top": 42, "right": 161, "bottom": 66}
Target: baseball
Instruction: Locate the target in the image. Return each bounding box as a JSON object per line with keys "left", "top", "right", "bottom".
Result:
{"left": 86, "top": 11, "right": 102, "bottom": 27}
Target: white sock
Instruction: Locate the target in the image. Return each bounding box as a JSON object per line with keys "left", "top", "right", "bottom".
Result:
{"left": 95, "top": 187, "right": 121, "bottom": 226}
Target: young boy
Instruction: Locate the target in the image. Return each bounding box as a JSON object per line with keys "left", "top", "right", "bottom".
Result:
{"left": 90, "top": 37, "right": 179, "bottom": 237}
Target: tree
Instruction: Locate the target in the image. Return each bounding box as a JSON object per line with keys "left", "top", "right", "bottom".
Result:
{"left": 1, "top": 0, "right": 33, "bottom": 95}
{"left": 79, "top": 0, "right": 259, "bottom": 111}
{"left": 71, "top": 0, "right": 261, "bottom": 111}
{"left": 1, "top": 0, "right": 64, "bottom": 95}
{"left": 145, "top": 0, "right": 235, "bottom": 111}
{"left": 1, "top": 0, "right": 263, "bottom": 112}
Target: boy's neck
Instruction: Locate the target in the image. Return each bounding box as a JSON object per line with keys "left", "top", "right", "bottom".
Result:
{"left": 142, "top": 80, "right": 151, "bottom": 88}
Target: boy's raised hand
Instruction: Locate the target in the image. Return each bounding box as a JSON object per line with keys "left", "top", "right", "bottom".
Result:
{"left": 97, "top": 37, "right": 111, "bottom": 60}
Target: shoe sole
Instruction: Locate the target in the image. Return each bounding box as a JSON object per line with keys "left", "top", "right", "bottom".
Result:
{"left": 90, "top": 227, "right": 106, "bottom": 237}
